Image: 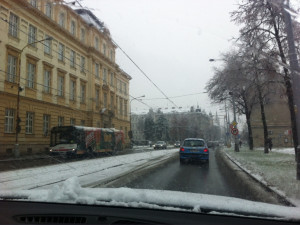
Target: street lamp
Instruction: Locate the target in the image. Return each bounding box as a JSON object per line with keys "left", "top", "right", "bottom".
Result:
{"left": 129, "top": 95, "right": 145, "bottom": 147}
{"left": 14, "top": 37, "right": 53, "bottom": 157}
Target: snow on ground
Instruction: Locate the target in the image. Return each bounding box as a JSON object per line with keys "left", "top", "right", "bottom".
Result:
{"left": 1, "top": 176, "right": 299, "bottom": 221}
{"left": 225, "top": 146, "right": 300, "bottom": 206}
{"left": 0, "top": 149, "right": 178, "bottom": 191}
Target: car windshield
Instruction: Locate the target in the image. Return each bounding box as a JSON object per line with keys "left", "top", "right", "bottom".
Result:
{"left": 1, "top": 0, "right": 300, "bottom": 223}
{"left": 183, "top": 140, "right": 205, "bottom": 147}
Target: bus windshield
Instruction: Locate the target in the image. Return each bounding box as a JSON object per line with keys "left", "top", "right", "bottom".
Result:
{"left": 51, "top": 128, "right": 77, "bottom": 146}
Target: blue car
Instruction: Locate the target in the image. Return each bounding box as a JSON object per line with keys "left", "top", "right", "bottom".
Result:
{"left": 179, "top": 138, "right": 209, "bottom": 164}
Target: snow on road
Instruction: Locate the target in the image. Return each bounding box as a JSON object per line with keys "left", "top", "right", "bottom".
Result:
{"left": 0, "top": 149, "right": 178, "bottom": 191}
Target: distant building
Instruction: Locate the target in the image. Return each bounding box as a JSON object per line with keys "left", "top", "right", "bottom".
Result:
{"left": 250, "top": 82, "right": 293, "bottom": 147}
{"left": 0, "top": 0, "right": 131, "bottom": 155}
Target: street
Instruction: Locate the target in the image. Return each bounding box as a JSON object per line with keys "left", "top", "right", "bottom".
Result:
{"left": 108, "top": 147, "right": 286, "bottom": 205}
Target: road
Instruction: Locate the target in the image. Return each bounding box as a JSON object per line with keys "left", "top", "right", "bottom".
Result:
{"left": 108, "top": 147, "right": 285, "bottom": 205}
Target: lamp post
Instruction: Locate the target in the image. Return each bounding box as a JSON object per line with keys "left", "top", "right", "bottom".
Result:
{"left": 14, "top": 37, "right": 53, "bottom": 157}
{"left": 129, "top": 95, "right": 145, "bottom": 147}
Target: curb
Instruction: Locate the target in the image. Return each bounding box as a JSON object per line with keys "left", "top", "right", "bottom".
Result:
{"left": 223, "top": 150, "right": 297, "bottom": 207}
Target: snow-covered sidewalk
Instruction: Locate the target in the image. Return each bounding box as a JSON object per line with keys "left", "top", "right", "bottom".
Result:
{"left": 0, "top": 149, "right": 178, "bottom": 191}
{"left": 224, "top": 146, "right": 300, "bottom": 207}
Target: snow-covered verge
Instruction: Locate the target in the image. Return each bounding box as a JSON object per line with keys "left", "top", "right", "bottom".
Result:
{"left": 0, "top": 149, "right": 178, "bottom": 191}
{"left": 224, "top": 146, "right": 300, "bottom": 207}
{"left": 1, "top": 176, "right": 299, "bottom": 221}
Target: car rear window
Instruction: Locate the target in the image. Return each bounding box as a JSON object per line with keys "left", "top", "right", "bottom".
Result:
{"left": 183, "top": 140, "right": 205, "bottom": 147}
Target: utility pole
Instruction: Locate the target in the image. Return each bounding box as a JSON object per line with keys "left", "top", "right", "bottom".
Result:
{"left": 283, "top": 2, "right": 300, "bottom": 180}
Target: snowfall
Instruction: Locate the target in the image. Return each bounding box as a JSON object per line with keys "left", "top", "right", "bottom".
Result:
{"left": 0, "top": 147, "right": 299, "bottom": 221}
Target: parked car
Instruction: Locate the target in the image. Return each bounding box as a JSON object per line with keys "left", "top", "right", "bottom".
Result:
{"left": 174, "top": 141, "right": 181, "bottom": 147}
{"left": 154, "top": 141, "right": 167, "bottom": 149}
{"left": 179, "top": 138, "right": 209, "bottom": 164}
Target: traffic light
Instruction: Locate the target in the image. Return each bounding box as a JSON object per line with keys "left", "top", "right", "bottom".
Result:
{"left": 16, "top": 117, "right": 21, "bottom": 133}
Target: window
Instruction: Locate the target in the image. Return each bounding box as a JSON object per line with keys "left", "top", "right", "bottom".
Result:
{"left": 110, "top": 73, "right": 114, "bottom": 86}
{"left": 124, "top": 100, "right": 128, "bottom": 116}
{"left": 110, "top": 49, "right": 113, "bottom": 61}
{"left": 80, "top": 28, "right": 85, "bottom": 42}
{"left": 45, "top": 2, "right": 52, "bottom": 18}
{"left": 9, "top": 13, "right": 19, "bottom": 37}
{"left": 5, "top": 109, "right": 14, "bottom": 133}
{"left": 104, "top": 93, "right": 107, "bottom": 108}
{"left": 70, "top": 79, "right": 76, "bottom": 101}
{"left": 95, "top": 37, "right": 99, "bottom": 50}
{"left": 103, "top": 43, "right": 106, "bottom": 56}
{"left": 110, "top": 95, "right": 114, "bottom": 110}
{"left": 80, "top": 83, "right": 86, "bottom": 103}
{"left": 70, "top": 20, "right": 76, "bottom": 36}
{"left": 57, "top": 76, "right": 64, "bottom": 96}
{"left": 58, "top": 116, "right": 64, "bottom": 126}
{"left": 30, "top": 0, "right": 38, "bottom": 8}
{"left": 80, "top": 56, "right": 85, "bottom": 72}
{"left": 44, "top": 35, "right": 52, "bottom": 55}
{"left": 119, "top": 98, "right": 123, "bottom": 116}
{"left": 43, "top": 114, "right": 50, "bottom": 136}
{"left": 7, "top": 54, "right": 17, "bottom": 83}
{"left": 119, "top": 80, "right": 122, "bottom": 93}
{"left": 59, "top": 13, "right": 65, "bottom": 28}
{"left": 95, "top": 63, "right": 99, "bottom": 78}
{"left": 58, "top": 43, "right": 65, "bottom": 61}
{"left": 70, "top": 50, "right": 76, "bottom": 67}
{"left": 70, "top": 118, "right": 75, "bottom": 126}
{"left": 27, "top": 62, "right": 35, "bottom": 88}
{"left": 124, "top": 83, "right": 127, "bottom": 94}
{"left": 81, "top": 120, "right": 85, "bottom": 126}
{"left": 44, "top": 69, "right": 51, "bottom": 93}
{"left": 103, "top": 68, "right": 107, "bottom": 84}
{"left": 116, "top": 97, "right": 118, "bottom": 114}
{"left": 26, "top": 112, "right": 34, "bottom": 134}
{"left": 28, "top": 25, "right": 37, "bottom": 46}
{"left": 95, "top": 89, "right": 100, "bottom": 107}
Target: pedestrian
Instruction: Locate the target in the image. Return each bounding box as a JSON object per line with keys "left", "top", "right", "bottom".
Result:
{"left": 268, "top": 137, "right": 273, "bottom": 151}
{"left": 239, "top": 140, "right": 242, "bottom": 147}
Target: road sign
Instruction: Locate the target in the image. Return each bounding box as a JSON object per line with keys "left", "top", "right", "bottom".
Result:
{"left": 231, "top": 120, "right": 238, "bottom": 127}
{"left": 231, "top": 128, "right": 239, "bottom": 135}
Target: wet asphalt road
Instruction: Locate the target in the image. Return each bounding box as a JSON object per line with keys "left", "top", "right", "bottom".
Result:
{"left": 111, "top": 147, "right": 284, "bottom": 204}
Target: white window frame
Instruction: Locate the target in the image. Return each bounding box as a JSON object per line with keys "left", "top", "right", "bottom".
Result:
{"left": 26, "top": 112, "right": 34, "bottom": 134}
{"left": 59, "top": 12, "right": 65, "bottom": 28}
{"left": 28, "top": 24, "right": 37, "bottom": 46}
{"left": 58, "top": 43, "right": 65, "bottom": 61}
{"left": 7, "top": 54, "right": 17, "bottom": 83}
{"left": 30, "top": 0, "right": 38, "bottom": 8}
{"left": 43, "top": 114, "right": 50, "bottom": 136}
{"left": 44, "top": 69, "right": 51, "bottom": 93}
{"left": 70, "top": 50, "right": 75, "bottom": 67}
{"left": 70, "top": 20, "right": 76, "bottom": 36}
{"left": 58, "top": 116, "right": 64, "bottom": 126}
{"left": 45, "top": 2, "right": 52, "bottom": 18}
{"left": 103, "top": 68, "right": 107, "bottom": 84}
{"left": 5, "top": 109, "right": 14, "bottom": 133}
{"left": 9, "top": 13, "right": 19, "bottom": 37}
{"left": 80, "top": 56, "right": 85, "bottom": 72}
{"left": 58, "top": 76, "right": 64, "bottom": 97}
{"left": 70, "top": 79, "right": 76, "bottom": 101}
{"left": 80, "top": 84, "right": 85, "bottom": 103}
{"left": 27, "top": 62, "right": 35, "bottom": 88}
{"left": 44, "top": 35, "right": 52, "bottom": 55}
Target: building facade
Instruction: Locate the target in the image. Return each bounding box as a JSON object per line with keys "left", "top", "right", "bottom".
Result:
{"left": 0, "top": 0, "right": 131, "bottom": 155}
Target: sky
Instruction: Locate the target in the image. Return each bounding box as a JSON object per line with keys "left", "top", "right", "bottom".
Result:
{"left": 76, "top": 0, "right": 240, "bottom": 115}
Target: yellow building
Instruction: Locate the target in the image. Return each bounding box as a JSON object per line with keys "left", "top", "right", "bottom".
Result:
{"left": 0, "top": 0, "right": 131, "bottom": 155}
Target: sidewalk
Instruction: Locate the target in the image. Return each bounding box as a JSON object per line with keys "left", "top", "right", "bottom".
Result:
{"left": 224, "top": 146, "right": 300, "bottom": 207}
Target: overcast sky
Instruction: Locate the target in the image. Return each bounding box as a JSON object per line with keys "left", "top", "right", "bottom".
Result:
{"left": 78, "top": 0, "right": 240, "bottom": 115}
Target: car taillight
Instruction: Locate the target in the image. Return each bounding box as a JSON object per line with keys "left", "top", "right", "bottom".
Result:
{"left": 180, "top": 147, "right": 184, "bottom": 152}
{"left": 204, "top": 148, "right": 208, "bottom": 153}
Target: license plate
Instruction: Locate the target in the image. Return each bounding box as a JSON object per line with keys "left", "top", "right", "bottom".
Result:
{"left": 190, "top": 150, "right": 199, "bottom": 153}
